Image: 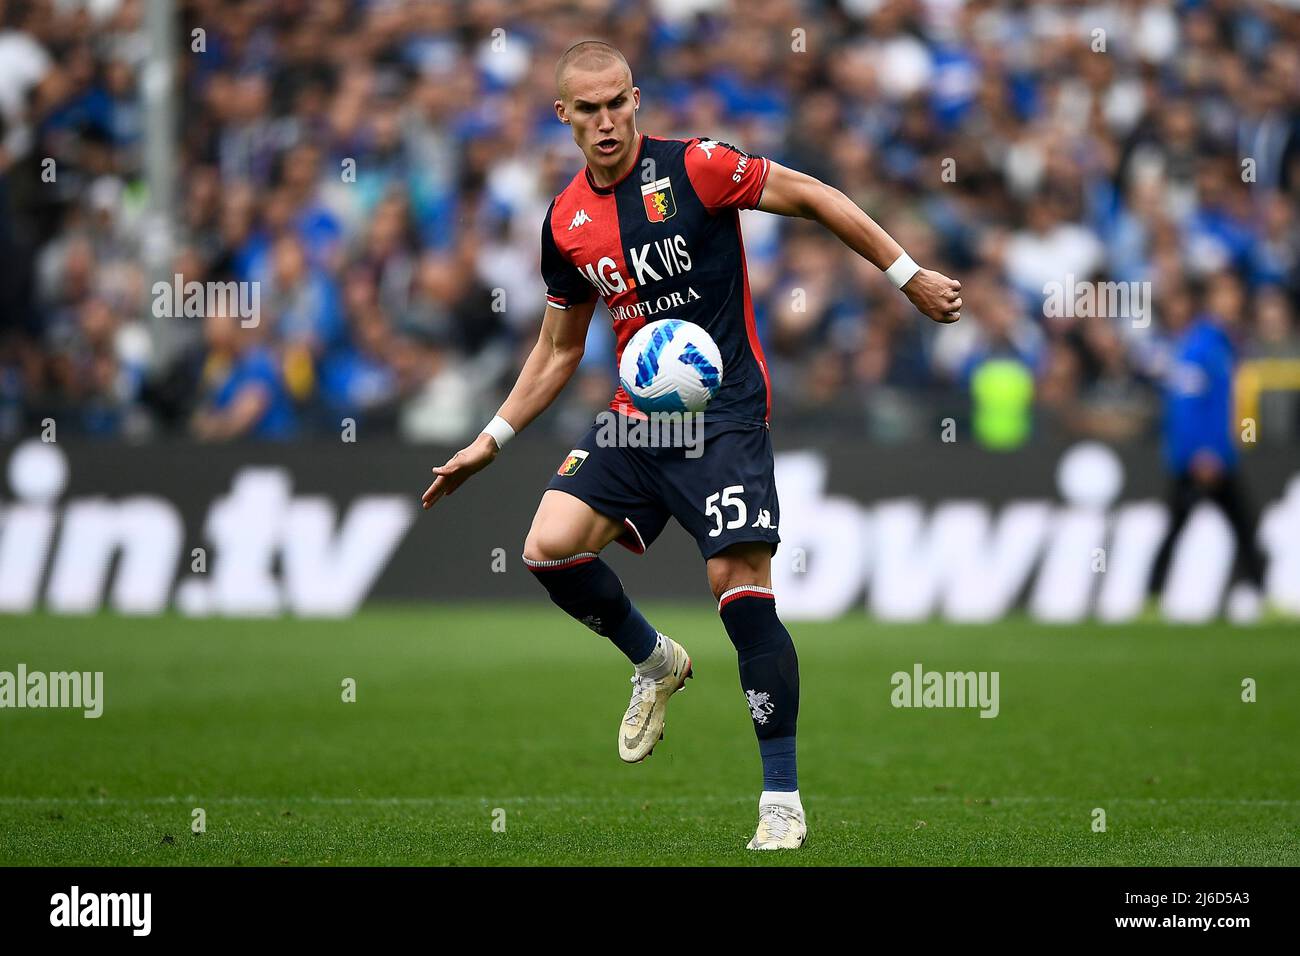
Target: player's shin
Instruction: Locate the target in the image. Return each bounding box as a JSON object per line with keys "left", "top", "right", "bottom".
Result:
{"left": 718, "top": 586, "right": 800, "bottom": 794}
{"left": 524, "top": 553, "right": 658, "bottom": 665}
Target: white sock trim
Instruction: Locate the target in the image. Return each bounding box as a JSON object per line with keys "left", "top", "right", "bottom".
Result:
{"left": 521, "top": 552, "right": 598, "bottom": 569}
{"left": 718, "top": 584, "right": 775, "bottom": 610}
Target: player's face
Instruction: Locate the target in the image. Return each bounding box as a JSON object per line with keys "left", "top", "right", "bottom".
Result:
{"left": 556, "top": 63, "right": 640, "bottom": 181}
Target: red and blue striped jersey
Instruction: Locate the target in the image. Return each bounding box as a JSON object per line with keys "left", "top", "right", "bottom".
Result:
{"left": 540, "top": 134, "right": 773, "bottom": 425}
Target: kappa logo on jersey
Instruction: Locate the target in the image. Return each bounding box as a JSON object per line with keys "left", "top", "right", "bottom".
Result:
{"left": 641, "top": 177, "right": 676, "bottom": 223}
{"left": 568, "top": 209, "right": 592, "bottom": 231}
{"left": 697, "top": 138, "right": 756, "bottom": 182}
{"left": 556, "top": 449, "right": 589, "bottom": 476}
{"left": 697, "top": 139, "right": 748, "bottom": 160}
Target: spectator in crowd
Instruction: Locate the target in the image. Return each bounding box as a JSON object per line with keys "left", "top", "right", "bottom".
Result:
{"left": 1245, "top": 286, "right": 1300, "bottom": 445}
{"left": 191, "top": 304, "right": 297, "bottom": 441}
{"left": 0, "top": 0, "right": 1295, "bottom": 449}
{"left": 1147, "top": 274, "right": 1267, "bottom": 608}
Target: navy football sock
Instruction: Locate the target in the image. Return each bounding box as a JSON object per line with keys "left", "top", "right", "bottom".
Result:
{"left": 525, "top": 553, "right": 658, "bottom": 665}
{"left": 758, "top": 737, "right": 797, "bottom": 793}
{"left": 719, "top": 587, "right": 799, "bottom": 792}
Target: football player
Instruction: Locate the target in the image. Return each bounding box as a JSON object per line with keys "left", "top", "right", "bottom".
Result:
{"left": 423, "top": 41, "right": 961, "bottom": 849}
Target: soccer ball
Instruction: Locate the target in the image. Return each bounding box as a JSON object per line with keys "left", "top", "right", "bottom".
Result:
{"left": 618, "top": 319, "right": 723, "bottom": 414}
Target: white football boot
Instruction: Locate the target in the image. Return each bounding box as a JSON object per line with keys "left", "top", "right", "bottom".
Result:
{"left": 618, "top": 636, "right": 692, "bottom": 763}
{"left": 747, "top": 791, "right": 807, "bottom": 850}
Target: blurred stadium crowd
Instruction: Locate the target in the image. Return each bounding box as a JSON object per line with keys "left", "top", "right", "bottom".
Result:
{"left": 0, "top": 0, "right": 1297, "bottom": 446}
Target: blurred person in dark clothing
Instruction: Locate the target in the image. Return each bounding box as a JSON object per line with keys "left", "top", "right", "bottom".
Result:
{"left": 45, "top": 296, "right": 149, "bottom": 437}
{"left": 1147, "top": 275, "right": 1266, "bottom": 613}
{"left": 404, "top": 250, "right": 505, "bottom": 358}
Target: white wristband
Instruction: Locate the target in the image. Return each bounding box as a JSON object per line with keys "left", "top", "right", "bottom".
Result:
{"left": 884, "top": 252, "right": 920, "bottom": 290}
{"left": 481, "top": 415, "right": 515, "bottom": 450}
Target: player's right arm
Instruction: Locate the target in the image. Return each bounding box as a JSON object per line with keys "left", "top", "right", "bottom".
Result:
{"left": 757, "top": 160, "right": 961, "bottom": 324}
{"left": 682, "top": 139, "right": 960, "bottom": 323}
{"left": 421, "top": 299, "right": 596, "bottom": 510}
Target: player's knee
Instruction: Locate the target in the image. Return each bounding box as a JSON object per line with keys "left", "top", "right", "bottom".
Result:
{"left": 711, "top": 570, "right": 758, "bottom": 604}
{"left": 707, "top": 544, "right": 772, "bottom": 602}
{"left": 523, "top": 523, "right": 583, "bottom": 565}
{"left": 521, "top": 528, "right": 555, "bottom": 564}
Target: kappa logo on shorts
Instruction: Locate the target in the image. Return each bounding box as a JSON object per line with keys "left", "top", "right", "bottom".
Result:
{"left": 557, "top": 449, "right": 589, "bottom": 476}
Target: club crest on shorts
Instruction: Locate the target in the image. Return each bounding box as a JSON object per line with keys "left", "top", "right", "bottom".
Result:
{"left": 641, "top": 177, "right": 676, "bottom": 223}
{"left": 556, "top": 449, "right": 589, "bottom": 476}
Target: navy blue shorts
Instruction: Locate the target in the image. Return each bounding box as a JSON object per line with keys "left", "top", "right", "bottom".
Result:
{"left": 544, "top": 416, "right": 780, "bottom": 560}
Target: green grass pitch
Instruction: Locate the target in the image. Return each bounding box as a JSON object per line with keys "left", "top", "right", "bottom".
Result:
{"left": 1, "top": 606, "right": 1297, "bottom": 866}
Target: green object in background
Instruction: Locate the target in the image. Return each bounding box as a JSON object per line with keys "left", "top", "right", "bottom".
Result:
{"left": 971, "top": 358, "right": 1034, "bottom": 449}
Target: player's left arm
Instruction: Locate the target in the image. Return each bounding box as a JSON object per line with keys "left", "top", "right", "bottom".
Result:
{"left": 757, "top": 161, "right": 961, "bottom": 324}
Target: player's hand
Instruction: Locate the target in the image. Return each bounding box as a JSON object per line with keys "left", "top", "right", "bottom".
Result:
{"left": 421, "top": 433, "right": 499, "bottom": 510}
{"left": 902, "top": 269, "right": 962, "bottom": 324}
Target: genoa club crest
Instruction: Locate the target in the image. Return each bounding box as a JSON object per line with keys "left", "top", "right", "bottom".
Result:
{"left": 556, "top": 449, "right": 589, "bottom": 476}
{"left": 641, "top": 177, "right": 676, "bottom": 223}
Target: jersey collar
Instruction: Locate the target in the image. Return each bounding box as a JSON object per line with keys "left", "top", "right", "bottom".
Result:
{"left": 584, "top": 133, "right": 645, "bottom": 195}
